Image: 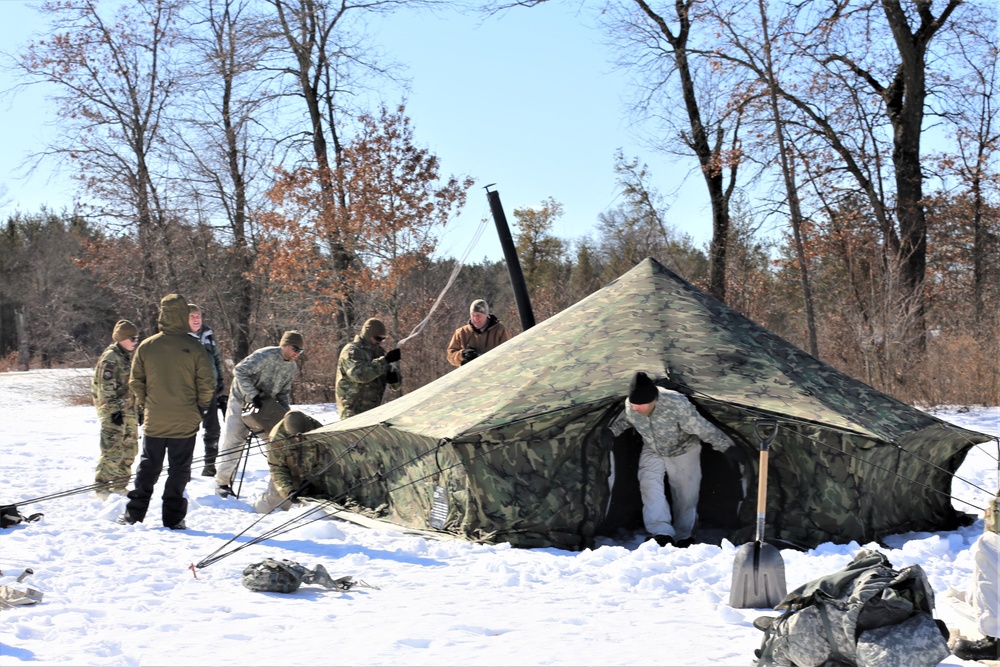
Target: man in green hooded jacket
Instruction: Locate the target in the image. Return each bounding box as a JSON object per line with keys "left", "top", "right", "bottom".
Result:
{"left": 119, "top": 295, "right": 215, "bottom": 529}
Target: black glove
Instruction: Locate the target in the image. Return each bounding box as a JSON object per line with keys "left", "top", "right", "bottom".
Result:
{"left": 600, "top": 429, "right": 615, "bottom": 451}
{"left": 385, "top": 348, "right": 401, "bottom": 364}
{"left": 385, "top": 369, "right": 400, "bottom": 384}
{"left": 217, "top": 394, "right": 228, "bottom": 415}
{"left": 460, "top": 348, "right": 478, "bottom": 364}
{"left": 110, "top": 411, "right": 124, "bottom": 426}
{"left": 137, "top": 409, "right": 144, "bottom": 426}
{"left": 724, "top": 445, "right": 744, "bottom": 469}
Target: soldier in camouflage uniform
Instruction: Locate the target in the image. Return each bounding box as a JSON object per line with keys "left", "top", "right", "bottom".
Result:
{"left": 253, "top": 410, "right": 325, "bottom": 513}
{"left": 953, "top": 489, "right": 1000, "bottom": 662}
{"left": 91, "top": 320, "right": 141, "bottom": 498}
{"left": 214, "top": 331, "right": 303, "bottom": 496}
{"left": 335, "top": 318, "right": 402, "bottom": 420}
{"left": 609, "top": 371, "right": 735, "bottom": 547}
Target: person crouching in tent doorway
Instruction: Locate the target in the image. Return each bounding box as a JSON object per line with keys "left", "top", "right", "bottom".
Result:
{"left": 253, "top": 410, "right": 325, "bottom": 513}
{"left": 91, "top": 319, "right": 141, "bottom": 500}
{"left": 608, "top": 372, "right": 736, "bottom": 548}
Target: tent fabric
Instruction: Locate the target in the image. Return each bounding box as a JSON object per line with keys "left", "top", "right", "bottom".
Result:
{"left": 308, "top": 258, "right": 991, "bottom": 550}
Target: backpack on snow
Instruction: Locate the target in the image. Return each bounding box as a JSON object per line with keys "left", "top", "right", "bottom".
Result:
{"left": 753, "top": 549, "right": 950, "bottom": 667}
{"left": 0, "top": 505, "right": 43, "bottom": 529}
{"left": 241, "top": 558, "right": 361, "bottom": 594}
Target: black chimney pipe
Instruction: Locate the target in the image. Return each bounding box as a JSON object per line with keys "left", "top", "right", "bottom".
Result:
{"left": 485, "top": 185, "right": 536, "bottom": 331}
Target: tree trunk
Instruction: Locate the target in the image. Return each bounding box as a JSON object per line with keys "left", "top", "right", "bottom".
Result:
{"left": 632, "top": 0, "right": 732, "bottom": 302}
{"left": 756, "top": 0, "right": 818, "bottom": 357}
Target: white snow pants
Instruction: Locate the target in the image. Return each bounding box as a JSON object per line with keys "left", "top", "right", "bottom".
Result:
{"left": 214, "top": 398, "right": 251, "bottom": 487}
{"left": 972, "top": 531, "right": 1000, "bottom": 638}
{"left": 637, "top": 445, "right": 701, "bottom": 539}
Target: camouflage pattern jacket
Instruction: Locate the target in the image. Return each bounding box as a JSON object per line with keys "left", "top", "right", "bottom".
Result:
{"left": 91, "top": 342, "right": 137, "bottom": 420}
{"left": 231, "top": 346, "right": 297, "bottom": 410}
{"left": 446, "top": 315, "right": 512, "bottom": 367}
{"left": 335, "top": 335, "right": 402, "bottom": 417}
{"left": 266, "top": 414, "right": 325, "bottom": 497}
{"left": 190, "top": 324, "right": 225, "bottom": 396}
{"left": 609, "top": 386, "right": 733, "bottom": 458}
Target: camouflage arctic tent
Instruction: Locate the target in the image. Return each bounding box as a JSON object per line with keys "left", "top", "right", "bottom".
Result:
{"left": 307, "top": 258, "right": 990, "bottom": 550}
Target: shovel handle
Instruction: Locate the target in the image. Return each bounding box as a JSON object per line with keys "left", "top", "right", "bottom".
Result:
{"left": 754, "top": 419, "right": 779, "bottom": 543}
{"left": 754, "top": 418, "right": 778, "bottom": 451}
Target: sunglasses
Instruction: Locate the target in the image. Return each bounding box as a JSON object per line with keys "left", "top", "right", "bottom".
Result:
{"left": 374, "top": 336, "right": 387, "bottom": 342}
{"left": 129, "top": 337, "right": 139, "bottom": 343}
{"left": 291, "top": 345, "right": 304, "bottom": 354}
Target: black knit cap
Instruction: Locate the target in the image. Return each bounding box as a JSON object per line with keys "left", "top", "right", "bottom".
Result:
{"left": 628, "top": 371, "right": 658, "bottom": 404}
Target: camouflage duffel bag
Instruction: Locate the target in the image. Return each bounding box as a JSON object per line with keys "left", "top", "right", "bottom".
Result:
{"left": 242, "top": 558, "right": 365, "bottom": 594}
{"left": 753, "top": 549, "right": 950, "bottom": 667}
{"left": 242, "top": 558, "right": 309, "bottom": 593}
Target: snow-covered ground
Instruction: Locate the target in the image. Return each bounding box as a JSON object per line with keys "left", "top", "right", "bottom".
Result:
{"left": 1, "top": 368, "right": 998, "bottom": 666}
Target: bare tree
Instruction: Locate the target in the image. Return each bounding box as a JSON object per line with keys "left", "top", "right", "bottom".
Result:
{"left": 172, "top": 0, "right": 281, "bottom": 360}
{"left": 18, "top": 0, "right": 184, "bottom": 325}
{"left": 705, "top": 0, "right": 819, "bottom": 356}
{"left": 933, "top": 18, "right": 1000, "bottom": 327}
{"left": 604, "top": 0, "right": 744, "bottom": 301}
{"left": 268, "top": 0, "right": 418, "bottom": 331}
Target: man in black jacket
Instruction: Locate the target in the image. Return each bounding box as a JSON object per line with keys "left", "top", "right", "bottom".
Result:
{"left": 188, "top": 304, "right": 226, "bottom": 476}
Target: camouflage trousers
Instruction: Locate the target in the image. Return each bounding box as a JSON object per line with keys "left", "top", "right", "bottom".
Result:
{"left": 96, "top": 418, "right": 139, "bottom": 492}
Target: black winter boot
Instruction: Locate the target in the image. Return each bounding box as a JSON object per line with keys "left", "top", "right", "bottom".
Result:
{"left": 202, "top": 441, "right": 218, "bottom": 476}
{"left": 953, "top": 636, "right": 998, "bottom": 661}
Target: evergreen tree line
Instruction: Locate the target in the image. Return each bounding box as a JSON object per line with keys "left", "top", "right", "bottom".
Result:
{"left": 1, "top": 0, "right": 997, "bottom": 406}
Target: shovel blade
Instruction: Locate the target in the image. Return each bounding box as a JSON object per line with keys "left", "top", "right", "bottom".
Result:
{"left": 729, "top": 541, "right": 787, "bottom": 609}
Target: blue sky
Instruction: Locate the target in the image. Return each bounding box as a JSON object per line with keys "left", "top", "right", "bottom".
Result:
{"left": 0, "top": 0, "right": 713, "bottom": 262}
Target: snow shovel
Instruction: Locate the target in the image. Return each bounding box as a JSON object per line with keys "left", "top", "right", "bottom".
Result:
{"left": 729, "top": 418, "right": 787, "bottom": 609}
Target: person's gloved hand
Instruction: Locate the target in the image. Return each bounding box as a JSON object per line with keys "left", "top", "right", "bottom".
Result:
{"left": 137, "top": 409, "right": 144, "bottom": 426}
{"left": 217, "top": 394, "right": 228, "bottom": 415}
{"left": 253, "top": 395, "right": 263, "bottom": 409}
{"left": 600, "top": 429, "right": 615, "bottom": 451}
{"left": 723, "top": 445, "right": 743, "bottom": 469}
{"left": 460, "top": 348, "right": 478, "bottom": 364}
{"left": 385, "top": 348, "right": 401, "bottom": 364}
{"left": 110, "top": 411, "right": 124, "bottom": 426}
{"left": 385, "top": 369, "right": 400, "bottom": 384}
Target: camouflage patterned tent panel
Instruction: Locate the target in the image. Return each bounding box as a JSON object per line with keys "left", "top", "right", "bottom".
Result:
{"left": 309, "top": 258, "right": 991, "bottom": 550}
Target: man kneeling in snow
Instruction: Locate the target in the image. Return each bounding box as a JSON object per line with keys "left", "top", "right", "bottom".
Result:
{"left": 253, "top": 410, "right": 325, "bottom": 513}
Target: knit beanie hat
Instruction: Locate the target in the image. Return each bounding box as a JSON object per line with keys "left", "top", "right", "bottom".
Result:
{"left": 279, "top": 330, "right": 304, "bottom": 348}
{"left": 112, "top": 320, "right": 139, "bottom": 342}
{"left": 283, "top": 410, "right": 314, "bottom": 437}
{"left": 628, "top": 372, "right": 658, "bottom": 404}
{"left": 470, "top": 299, "right": 489, "bottom": 316}
{"left": 360, "top": 318, "right": 387, "bottom": 340}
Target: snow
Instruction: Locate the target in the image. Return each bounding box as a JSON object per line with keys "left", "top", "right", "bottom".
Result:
{"left": 1, "top": 368, "right": 998, "bottom": 666}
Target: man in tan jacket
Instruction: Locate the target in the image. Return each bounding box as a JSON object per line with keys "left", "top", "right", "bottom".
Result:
{"left": 120, "top": 295, "right": 215, "bottom": 530}
{"left": 446, "top": 299, "right": 511, "bottom": 367}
